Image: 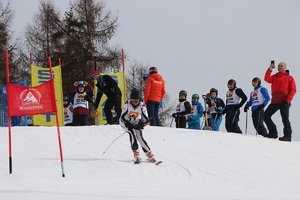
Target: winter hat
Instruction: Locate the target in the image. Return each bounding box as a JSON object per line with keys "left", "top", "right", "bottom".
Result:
{"left": 63, "top": 96, "right": 69, "bottom": 102}
{"left": 149, "top": 66, "right": 158, "bottom": 75}
{"left": 130, "top": 88, "right": 141, "bottom": 99}
{"left": 92, "top": 70, "right": 100, "bottom": 77}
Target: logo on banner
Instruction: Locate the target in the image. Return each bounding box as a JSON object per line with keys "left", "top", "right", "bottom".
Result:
{"left": 19, "top": 88, "right": 43, "bottom": 110}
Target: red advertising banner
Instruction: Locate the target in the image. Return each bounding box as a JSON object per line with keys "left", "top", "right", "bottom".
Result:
{"left": 7, "top": 80, "right": 57, "bottom": 116}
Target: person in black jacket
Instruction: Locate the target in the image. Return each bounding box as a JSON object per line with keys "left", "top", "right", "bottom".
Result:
{"left": 223, "top": 79, "right": 247, "bottom": 133}
{"left": 92, "top": 70, "right": 122, "bottom": 125}
{"left": 172, "top": 90, "right": 192, "bottom": 128}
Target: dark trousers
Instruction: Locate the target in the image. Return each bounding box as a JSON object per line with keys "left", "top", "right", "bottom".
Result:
{"left": 73, "top": 114, "right": 88, "bottom": 126}
{"left": 264, "top": 102, "right": 291, "bottom": 138}
{"left": 104, "top": 98, "right": 122, "bottom": 124}
{"left": 252, "top": 109, "right": 267, "bottom": 136}
{"left": 146, "top": 101, "right": 162, "bottom": 126}
{"left": 225, "top": 108, "right": 242, "bottom": 133}
{"left": 175, "top": 115, "right": 187, "bottom": 128}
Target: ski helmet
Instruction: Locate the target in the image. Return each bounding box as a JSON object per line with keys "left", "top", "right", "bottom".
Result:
{"left": 192, "top": 94, "right": 199, "bottom": 99}
{"left": 252, "top": 77, "right": 261, "bottom": 87}
{"left": 227, "top": 79, "right": 236, "bottom": 88}
{"left": 130, "top": 88, "right": 141, "bottom": 99}
{"left": 149, "top": 66, "right": 158, "bottom": 75}
{"left": 179, "top": 90, "right": 187, "bottom": 97}
{"left": 210, "top": 88, "right": 218, "bottom": 95}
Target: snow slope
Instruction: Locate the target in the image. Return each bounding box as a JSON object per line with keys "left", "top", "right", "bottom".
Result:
{"left": 1, "top": 126, "right": 300, "bottom": 200}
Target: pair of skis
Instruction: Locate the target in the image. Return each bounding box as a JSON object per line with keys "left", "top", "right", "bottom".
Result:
{"left": 134, "top": 158, "right": 162, "bottom": 165}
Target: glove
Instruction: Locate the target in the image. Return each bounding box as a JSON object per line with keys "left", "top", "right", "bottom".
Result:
{"left": 133, "top": 120, "right": 145, "bottom": 130}
{"left": 244, "top": 104, "right": 249, "bottom": 112}
{"left": 125, "top": 121, "right": 134, "bottom": 130}
{"left": 185, "top": 115, "right": 189, "bottom": 121}
{"left": 172, "top": 113, "right": 178, "bottom": 118}
{"left": 84, "top": 95, "right": 92, "bottom": 103}
{"left": 222, "top": 108, "right": 227, "bottom": 115}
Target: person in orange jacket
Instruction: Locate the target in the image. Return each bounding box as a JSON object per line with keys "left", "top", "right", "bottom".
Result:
{"left": 143, "top": 66, "right": 166, "bottom": 126}
{"left": 263, "top": 61, "right": 296, "bottom": 142}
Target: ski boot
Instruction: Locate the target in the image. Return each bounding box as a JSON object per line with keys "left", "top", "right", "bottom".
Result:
{"left": 133, "top": 150, "right": 141, "bottom": 163}
{"left": 146, "top": 150, "right": 156, "bottom": 163}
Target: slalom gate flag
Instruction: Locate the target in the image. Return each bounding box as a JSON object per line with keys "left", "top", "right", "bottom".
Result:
{"left": 7, "top": 80, "right": 56, "bottom": 116}
{"left": 96, "top": 71, "right": 126, "bottom": 125}
{"left": 31, "top": 65, "right": 64, "bottom": 126}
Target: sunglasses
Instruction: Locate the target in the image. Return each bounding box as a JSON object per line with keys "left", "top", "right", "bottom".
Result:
{"left": 252, "top": 81, "right": 259, "bottom": 84}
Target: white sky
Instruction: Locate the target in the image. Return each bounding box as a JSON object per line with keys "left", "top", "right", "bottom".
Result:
{"left": 1, "top": 126, "right": 300, "bottom": 199}
{"left": 11, "top": 0, "right": 300, "bottom": 140}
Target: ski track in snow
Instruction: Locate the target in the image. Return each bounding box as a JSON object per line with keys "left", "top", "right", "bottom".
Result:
{"left": 1, "top": 126, "right": 300, "bottom": 200}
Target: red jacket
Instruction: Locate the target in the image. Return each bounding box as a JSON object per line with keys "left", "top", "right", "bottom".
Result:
{"left": 144, "top": 73, "right": 166, "bottom": 103}
{"left": 264, "top": 69, "right": 296, "bottom": 104}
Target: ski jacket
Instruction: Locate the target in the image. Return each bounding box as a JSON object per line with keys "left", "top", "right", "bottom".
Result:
{"left": 119, "top": 100, "right": 149, "bottom": 130}
{"left": 187, "top": 101, "right": 203, "bottom": 129}
{"left": 264, "top": 69, "right": 296, "bottom": 104}
{"left": 94, "top": 75, "right": 122, "bottom": 109}
{"left": 144, "top": 73, "right": 166, "bottom": 104}
{"left": 246, "top": 86, "right": 270, "bottom": 111}
{"left": 69, "top": 84, "right": 93, "bottom": 115}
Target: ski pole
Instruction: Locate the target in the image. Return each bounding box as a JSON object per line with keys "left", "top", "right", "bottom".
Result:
{"left": 245, "top": 110, "right": 248, "bottom": 134}
{"left": 256, "top": 110, "right": 261, "bottom": 136}
{"left": 170, "top": 117, "right": 174, "bottom": 127}
{"left": 102, "top": 131, "right": 126, "bottom": 155}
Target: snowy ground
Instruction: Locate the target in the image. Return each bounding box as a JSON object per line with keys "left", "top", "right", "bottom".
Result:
{"left": 1, "top": 125, "right": 300, "bottom": 200}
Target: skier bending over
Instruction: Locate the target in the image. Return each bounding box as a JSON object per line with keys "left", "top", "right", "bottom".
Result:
{"left": 119, "top": 88, "right": 156, "bottom": 162}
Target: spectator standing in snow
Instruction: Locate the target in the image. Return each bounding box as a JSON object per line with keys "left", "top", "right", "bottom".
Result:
{"left": 206, "top": 88, "right": 225, "bottom": 131}
{"left": 223, "top": 79, "right": 247, "bottom": 133}
{"left": 244, "top": 77, "right": 270, "bottom": 136}
{"left": 69, "top": 81, "right": 93, "bottom": 126}
{"left": 143, "top": 67, "right": 166, "bottom": 126}
{"left": 92, "top": 70, "right": 122, "bottom": 125}
{"left": 63, "top": 96, "right": 73, "bottom": 126}
{"left": 263, "top": 62, "right": 296, "bottom": 142}
{"left": 172, "top": 90, "right": 192, "bottom": 128}
{"left": 119, "top": 89, "right": 155, "bottom": 162}
{"left": 186, "top": 94, "right": 203, "bottom": 129}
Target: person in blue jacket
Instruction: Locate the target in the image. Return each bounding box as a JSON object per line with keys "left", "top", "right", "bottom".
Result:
{"left": 244, "top": 77, "right": 270, "bottom": 136}
{"left": 186, "top": 94, "right": 203, "bottom": 129}
{"left": 206, "top": 88, "right": 225, "bottom": 131}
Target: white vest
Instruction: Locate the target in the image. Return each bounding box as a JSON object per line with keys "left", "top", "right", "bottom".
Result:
{"left": 64, "top": 104, "right": 73, "bottom": 125}
{"left": 191, "top": 104, "right": 199, "bottom": 115}
{"left": 73, "top": 92, "right": 89, "bottom": 109}
{"left": 226, "top": 88, "right": 240, "bottom": 105}
{"left": 176, "top": 100, "right": 187, "bottom": 112}
{"left": 251, "top": 88, "right": 264, "bottom": 106}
